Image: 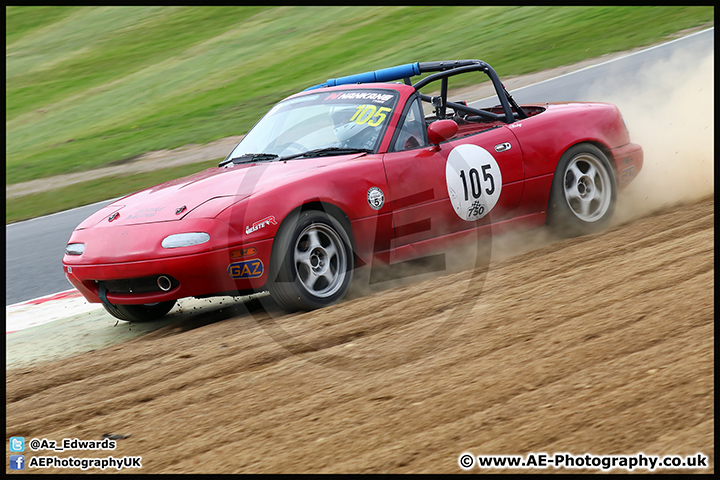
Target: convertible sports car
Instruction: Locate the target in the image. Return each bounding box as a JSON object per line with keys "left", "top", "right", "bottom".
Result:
{"left": 63, "top": 59, "right": 643, "bottom": 321}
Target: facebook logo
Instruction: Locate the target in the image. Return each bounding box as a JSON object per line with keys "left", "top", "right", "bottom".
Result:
{"left": 9, "top": 436, "right": 25, "bottom": 452}
{"left": 10, "top": 455, "right": 25, "bottom": 470}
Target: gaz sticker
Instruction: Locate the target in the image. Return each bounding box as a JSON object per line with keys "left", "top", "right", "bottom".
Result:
{"left": 228, "top": 259, "right": 264, "bottom": 279}
{"left": 445, "top": 144, "right": 502, "bottom": 221}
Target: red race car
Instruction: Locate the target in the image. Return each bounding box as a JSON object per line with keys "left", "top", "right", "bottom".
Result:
{"left": 63, "top": 59, "right": 643, "bottom": 321}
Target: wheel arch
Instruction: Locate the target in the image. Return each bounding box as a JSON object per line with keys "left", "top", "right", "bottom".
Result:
{"left": 299, "top": 201, "right": 355, "bottom": 253}
{"left": 272, "top": 199, "right": 358, "bottom": 267}
{"left": 584, "top": 140, "right": 618, "bottom": 177}
{"left": 297, "top": 200, "right": 353, "bottom": 239}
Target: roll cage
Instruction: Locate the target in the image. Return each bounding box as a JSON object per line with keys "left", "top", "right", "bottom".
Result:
{"left": 304, "top": 60, "right": 528, "bottom": 124}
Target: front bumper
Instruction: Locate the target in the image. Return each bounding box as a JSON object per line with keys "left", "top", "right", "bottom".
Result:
{"left": 63, "top": 237, "right": 273, "bottom": 305}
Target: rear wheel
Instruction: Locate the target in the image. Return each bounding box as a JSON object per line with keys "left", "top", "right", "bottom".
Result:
{"left": 102, "top": 300, "right": 176, "bottom": 322}
{"left": 547, "top": 143, "right": 617, "bottom": 236}
{"left": 269, "top": 210, "right": 354, "bottom": 311}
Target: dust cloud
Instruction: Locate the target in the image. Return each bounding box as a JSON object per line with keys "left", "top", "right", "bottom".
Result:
{"left": 588, "top": 48, "right": 714, "bottom": 225}
{"left": 490, "top": 48, "right": 715, "bottom": 261}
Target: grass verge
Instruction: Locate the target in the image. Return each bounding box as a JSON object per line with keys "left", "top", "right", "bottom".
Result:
{"left": 6, "top": 160, "right": 219, "bottom": 224}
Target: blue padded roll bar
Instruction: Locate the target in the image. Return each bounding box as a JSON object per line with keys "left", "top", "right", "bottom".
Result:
{"left": 305, "top": 62, "right": 421, "bottom": 91}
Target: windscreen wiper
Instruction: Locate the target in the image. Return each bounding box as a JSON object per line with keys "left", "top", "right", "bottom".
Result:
{"left": 219, "top": 153, "right": 278, "bottom": 167}
{"left": 278, "top": 147, "right": 372, "bottom": 162}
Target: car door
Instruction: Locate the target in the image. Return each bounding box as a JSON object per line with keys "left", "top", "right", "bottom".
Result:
{"left": 382, "top": 98, "right": 525, "bottom": 262}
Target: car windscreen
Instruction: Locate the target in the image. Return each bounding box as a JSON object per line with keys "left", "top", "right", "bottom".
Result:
{"left": 228, "top": 89, "right": 400, "bottom": 159}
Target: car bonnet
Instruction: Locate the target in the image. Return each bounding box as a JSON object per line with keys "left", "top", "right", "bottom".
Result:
{"left": 74, "top": 154, "right": 366, "bottom": 229}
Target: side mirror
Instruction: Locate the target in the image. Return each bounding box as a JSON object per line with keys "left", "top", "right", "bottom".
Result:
{"left": 427, "top": 119, "right": 458, "bottom": 145}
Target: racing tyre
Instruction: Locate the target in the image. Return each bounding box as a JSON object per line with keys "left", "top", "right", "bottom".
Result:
{"left": 269, "top": 209, "right": 354, "bottom": 312}
{"left": 102, "top": 300, "right": 176, "bottom": 322}
{"left": 547, "top": 143, "right": 617, "bottom": 237}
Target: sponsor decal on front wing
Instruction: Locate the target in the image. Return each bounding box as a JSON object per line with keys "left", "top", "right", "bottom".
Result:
{"left": 367, "top": 186, "right": 385, "bottom": 210}
{"left": 228, "top": 259, "right": 264, "bottom": 279}
{"left": 245, "top": 216, "right": 277, "bottom": 235}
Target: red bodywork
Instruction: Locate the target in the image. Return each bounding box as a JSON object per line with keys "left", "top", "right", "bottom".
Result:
{"left": 63, "top": 83, "right": 643, "bottom": 305}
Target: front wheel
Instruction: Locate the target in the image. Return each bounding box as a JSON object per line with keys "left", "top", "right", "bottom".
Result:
{"left": 547, "top": 143, "right": 617, "bottom": 237}
{"left": 102, "top": 300, "right": 176, "bottom": 322}
{"left": 269, "top": 210, "right": 354, "bottom": 312}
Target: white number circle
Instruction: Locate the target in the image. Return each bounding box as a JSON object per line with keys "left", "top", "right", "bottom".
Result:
{"left": 446, "top": 144, "right": 502, "bottom": 221}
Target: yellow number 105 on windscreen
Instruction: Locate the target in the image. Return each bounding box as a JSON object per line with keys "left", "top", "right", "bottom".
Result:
{"left": 349, "top": 105, "right": 392, "bottom": 127}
